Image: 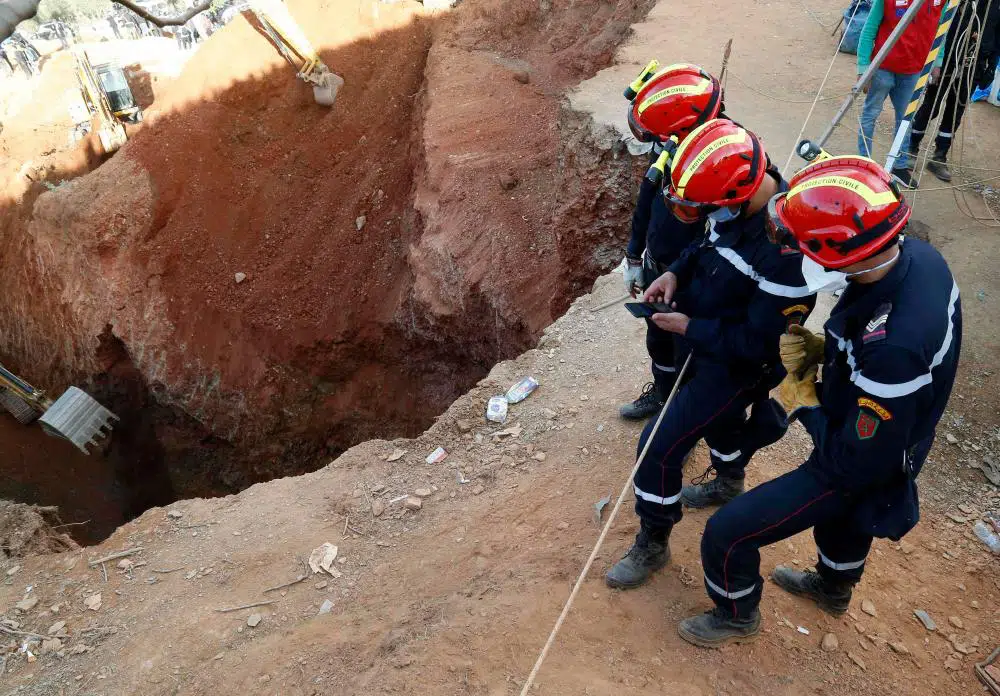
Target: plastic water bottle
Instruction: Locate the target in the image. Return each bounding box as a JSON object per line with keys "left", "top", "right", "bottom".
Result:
{"left": 973, "top": 520, "right": 1000, "bottom": 554}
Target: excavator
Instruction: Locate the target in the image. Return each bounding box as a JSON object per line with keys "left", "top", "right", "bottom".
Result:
{"left": 0, "top": 364, "right": 118, "bottom": 454}
{"left": 244, "top": 0, "right": 344, "bottom": 106}
{"left": 69, "top": 46, "right": 137, "bottom": 153}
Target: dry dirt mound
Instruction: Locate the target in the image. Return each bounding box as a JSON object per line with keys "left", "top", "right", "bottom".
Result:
{"left": 0, "top": 501, "right": 77, "bottom": 559}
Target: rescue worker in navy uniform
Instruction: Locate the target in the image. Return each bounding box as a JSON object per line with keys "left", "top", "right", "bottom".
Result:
{"left": 618, "top": 64, "right": 723, "bottom": 420}
{"left": 605, "top": 119, "right": 817, "bottom": 589}
{"left": 678, "top": 155, "right": 962, "bottom": 647}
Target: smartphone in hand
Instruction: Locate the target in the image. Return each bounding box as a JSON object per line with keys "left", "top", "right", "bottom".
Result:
{"left": 624, "top": 302, "right": 673, "bottom": 319}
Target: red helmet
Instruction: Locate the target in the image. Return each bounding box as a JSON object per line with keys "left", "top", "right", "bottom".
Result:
{"left": 767, "top": 156, "right": 910, "bottom": 269}
{"left": 627, "top": 64, "right": 723, "bottom": 143}
{"left": 663, "top": 119, "right": 767, "bottom": 222}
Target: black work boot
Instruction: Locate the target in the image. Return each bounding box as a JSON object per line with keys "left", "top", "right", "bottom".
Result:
{"left": 681, "top": 474, "right": 745, "bottom": 508}
{"left": 619, "top": 382, "right": 664, "bottom": 420}
{"left": 926, "top": 149, "right": 952, "bottom": 182}
{"left": 605, "top": 527, "right": 670, "bottom": 589}
{"left": 678, "top": 607, "right": 761, "bottom": 648}
{"left": 891, "top": 166, "right": 919, "bottom": 190}
{"left": 771, "top": 566, "right": 853, "bottom": 616}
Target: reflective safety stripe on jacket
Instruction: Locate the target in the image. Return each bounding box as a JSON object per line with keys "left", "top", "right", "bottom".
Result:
{"left": 798, "top": 238, "right": 962, "bottom": 503}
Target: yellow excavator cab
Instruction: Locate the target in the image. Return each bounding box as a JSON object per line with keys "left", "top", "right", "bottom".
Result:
{"left": 70, "top": 47, "right": 130, "bottom": 153}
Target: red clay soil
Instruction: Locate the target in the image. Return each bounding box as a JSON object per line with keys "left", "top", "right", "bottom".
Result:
{"left": 0, "top": 0, "right": 648, "bottom": 539}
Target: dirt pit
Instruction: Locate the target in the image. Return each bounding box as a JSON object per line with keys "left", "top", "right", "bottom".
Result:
{"left": 0, "top": 0, "right": 644, "bottom": 543}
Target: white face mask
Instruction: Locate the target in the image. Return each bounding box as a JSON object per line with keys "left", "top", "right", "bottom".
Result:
{"left": 801, "top": 249, "right": 901, "bottom": 294}
{"left": 707, "top": 205, "right": 741, "bottom": 223}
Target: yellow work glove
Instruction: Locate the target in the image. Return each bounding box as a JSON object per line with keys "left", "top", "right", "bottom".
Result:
{"left": 776, "top": 364, "right": 820, "bottom": 417}
{"left": 779, "top": 324, "right": 825, "bottom": 378}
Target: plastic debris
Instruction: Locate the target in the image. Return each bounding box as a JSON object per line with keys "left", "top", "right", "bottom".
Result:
{"left": 973, "top": 521, "right": 1000, "bottom": 554}
{"left": 797, "top": 626, "right": 810, "bottom": 635}
{"left": 505, "top": 377, "right": 539, "bottom": 404}
{"left": 308, "top": 543, "right": 341, "bottom": 577}
{"left": 486, "top": 396, "right": 508, "bottom": 423}
{"left": 594, "top": 494, "right": 611, "bottom": 524}
{"left": 425, "top": 447, "right": 448, "bottom": 464}
{"left": 913, "top": 608, "right": 937, "bottom": 631}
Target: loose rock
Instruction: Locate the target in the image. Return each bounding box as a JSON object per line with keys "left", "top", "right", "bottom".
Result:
{"left": 371, "top": 499, "right": 386, "bottom": 517}
{"left": 414, "top": 488, "right": 432, "bottom": 498}
{"left": 318, "top": 599, "right": 334, "bottom": 615}
{"left": 314, "top": 581, "right": 328, "bottom": 590}
{"left": 47, "top": 620, "right": 66, "bottom": 635}
{"left": 247, "top": 613, "right": 262, "bottom": 627}
{"left": 890, "top": 641, "right": 910, "bottom": 655}
{"left": 16, "top": 596, "right": 39, "bottom": 612}
{"left": 945, "top": 433, "right": 958, "bottom": 444}
{"left": 234, "top": 272, "right": 247, "bottom": 284}
{"left": 556, "top": 521, "right": 569, "bottom": 530}
{"left": 512, "top": 70, "right": 530, "bottom": 84}
{"left": 848, "top": 651, "right": 867, "bottom": 671}
{"left": 944, "top": 655, "right": 962, "bottom": 671}
{"left": 167, "top": 510, "right": 184, "bottom": 519}
{"left": 40, "top": 638, "right": 62, "bottom": 654}
{"left": 532, "top": 452, "right": 546, "bottom": 462}
{"left": 404, "top": 496, "right": 423, "bottom": 511}
{"left": 498, "top": 172, "right": 518, "bottom": 191}
{"left": 948, "top": 615, "right": 964, "bottom": 630}
{"left": 861, "top": 599, "right": 876, "bottom": 617}
{"left": 83, "top": 594, "right": 102, "bottom": 612}
{"left": 821, "top": 633, "right": 839, "bottom": 652}
{"left": 355, "top": 215, "right": 366, "bottom": 231}
{"left": 456, "top": 419, "right": 473, "bottom": 433}
{"left": 472, "top": 485, "right": 485, "bottom": 496}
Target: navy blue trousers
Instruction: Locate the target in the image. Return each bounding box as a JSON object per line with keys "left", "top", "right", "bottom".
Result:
{"left": 701, "top": 464, "right": 873, "bottom": 619}
{"left": 632, "top": 360, "right": 783, "bottom": 531}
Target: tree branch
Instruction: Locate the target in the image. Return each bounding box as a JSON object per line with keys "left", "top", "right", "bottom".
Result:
{"left": 111, "top": 0, "right": 212, "bottom": 27}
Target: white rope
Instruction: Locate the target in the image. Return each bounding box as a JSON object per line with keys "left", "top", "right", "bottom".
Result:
{"left": 781, "top": 0, "right": 865, "bottom": 176}
{"left": 517, "top": 353, "right": 693, "bottom": 696}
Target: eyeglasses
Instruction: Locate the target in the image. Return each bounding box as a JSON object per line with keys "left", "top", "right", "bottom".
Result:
{"left": 765, "top": 193, "right": 800, "bottom": 249}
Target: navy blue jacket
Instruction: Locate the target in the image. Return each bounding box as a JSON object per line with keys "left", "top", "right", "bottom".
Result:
{"left": 626, "top": 151, "right": 703, "bottom": 265}
{"left": 666, "top": 179, "right": 817, "bottom": 380}
{"left": 799, "top": 238, "right": 962, "bottom": 539}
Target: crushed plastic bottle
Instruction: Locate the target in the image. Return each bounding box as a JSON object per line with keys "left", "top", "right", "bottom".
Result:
{"left": 505, "top": 377, "right": 539, "bottom": 404}
{"left": 973, "top": 520, "right": 1000, "bottom": 554}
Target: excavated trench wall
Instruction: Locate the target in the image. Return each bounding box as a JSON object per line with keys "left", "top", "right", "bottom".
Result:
{"left": 0, "top": 0, "right": 648, "bottom": 543}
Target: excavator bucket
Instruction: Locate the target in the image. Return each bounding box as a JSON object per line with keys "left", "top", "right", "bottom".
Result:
{"left": 311, "top": 70, "right": 345, "bottom": 106}
{"left": 38, "top": 387, "right": 119, "bottom": 455}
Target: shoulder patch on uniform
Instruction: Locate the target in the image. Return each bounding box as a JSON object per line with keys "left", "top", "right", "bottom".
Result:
{"left": 862, "top": 301, "right": 892, "bottom": 344}
{"left": 855, "top": 411, "right": 879, "bottom": 440}
{"left": 782, "top": 304, "right": 810, "bottom": 316}
{"left": 858, "top": 397, "right": 892, "bottom": 421}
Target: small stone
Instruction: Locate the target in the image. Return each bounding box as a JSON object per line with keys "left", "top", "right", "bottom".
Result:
{"left": 946, "top": 512, "right": 967, "bottom": 524}
{"left": 957, "top": 503, "right": 974, "bottom": 515}
{"left": 512, "top": 70, "right": 530, "bottom": 84}
{"left": 945, "top": 433, "right": 958, "bottom": 444}
{"left": 16, "top": 596, "right": 39, "bottom": 612}
{"left": 861, "top": 599, "right": 876, "bottom": 617}
{"left": 47, "top": 620, "right": 66, "bottom": 635}
{"left": 556, "top": 521, "right": 569, "bottom": 530}
{"left": 858, "top": 636, "right": 872, "bottom": 651}
{"left": 414, "top": 488, "right": 432, "bottom": 498}
{"left": 40, "top": 638, "right": 62, "bottom": 654}
{"left": 498, "top": 172, "right": 518, "bottom": 191}
{"left": 854, "top": 623, "right": 866, "bottom": 634}
{"left": 213, "top": 652, "right": 224, "bottom": 661}
{"left": 392, "top": 655, "right": 413, "bottom": 668}
{"left": 404, "top": 496, "right": 422, "bottom": 511}
{"left": 914, "top": 609, "right": 937, "bottom": 631}
{"left": 167, "top": 510, "right": 183, "bottom": 519}
{"left": 848, "top": 652, "right": 867, "bottom": 671}
{"left": 83, "top": 594, "right": 102, "bottom": 611}
{"left": 971, "top": 600, "right": 979, "bottom": 609}
{"left": 318, "top": 600, "right": 334, "bottom": 615}
{"left": 944, "top": 655, "right": 962, "bottom": 671}
{"left": 532, "top": 451, "right": 546, "bottom": 462}
{"left": 355, "top": 215, "right": 366, "bottom": 231}
{"left": 472, "top": 485, "right": 484, "bottom": 496}
{"left": 821, "top": 633, "right": 839, "bottom": 652}
{"left": 247, "top": 613, "right": 262, "bottom": 628}
{"left": 314, "top": 581, "right": 328, "bottom": 590}
{"left": 6, "top": 565, "right": 20, "bottom": 577}
{"left": 371, "top": 499, "right": 386, "bottom": 517}
{"left": 117, "top": 558, "right": 134, "bottom": 571}
{"left": 69, "top": 644, "right": 91, "bottom": 655}
{"left": 948, "top": 615, "right": 964, "bottom": 630}
{"left": 890, "top": 641, "right": 910, "bottom": 656}
{"left": 898, "top": 540, "right": 915, "bottom": 555}
{"left": 456, "top": 419, "right": 473, "bottom": 433}
{"left": 234, "top": 272, "right": 247, "bottom": 284}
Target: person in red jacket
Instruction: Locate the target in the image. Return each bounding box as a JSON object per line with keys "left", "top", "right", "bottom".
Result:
{"left": 857, "top": 0, "right": 946, "bottom": 189}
